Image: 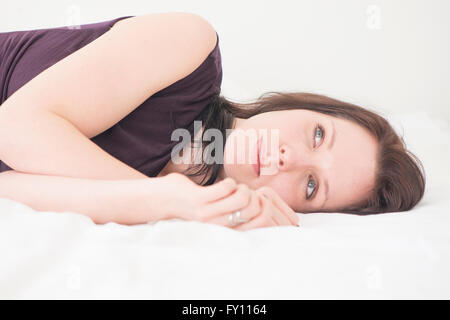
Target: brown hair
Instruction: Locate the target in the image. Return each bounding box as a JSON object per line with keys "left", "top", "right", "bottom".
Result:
{"left": 183, "top": 91, "right": 426, "bottom": 215}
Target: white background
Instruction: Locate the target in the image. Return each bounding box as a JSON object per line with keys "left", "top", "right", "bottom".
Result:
{"left": 1, "top": 0, "right": 449, "bottom": 122}
{"left": 1, "top": 0, "right": 450, "bottom": 299}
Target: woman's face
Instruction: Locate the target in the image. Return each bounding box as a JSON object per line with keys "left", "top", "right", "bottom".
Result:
{"left": 220, "top": 109, "right": 378, "bottom": 213}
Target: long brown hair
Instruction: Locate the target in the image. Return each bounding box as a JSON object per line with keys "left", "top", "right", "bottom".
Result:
{"left": 183, "top": 91, "right": 426, "bottom": 215}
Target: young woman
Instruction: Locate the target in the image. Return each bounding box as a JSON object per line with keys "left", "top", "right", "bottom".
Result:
{"left": 0, "top": 13, "right": 425, "bottom": 231}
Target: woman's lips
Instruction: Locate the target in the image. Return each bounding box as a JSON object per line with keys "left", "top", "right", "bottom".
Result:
{"left": 252, "top": 136, "right": 261, "bottom": 176}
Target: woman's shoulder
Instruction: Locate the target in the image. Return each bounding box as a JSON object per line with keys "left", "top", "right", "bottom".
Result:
{"left": 108, "top": 13, "right": 222, "bottom": 99}
{"left": 154, "top": 29, "right": 222, "bottom": 103}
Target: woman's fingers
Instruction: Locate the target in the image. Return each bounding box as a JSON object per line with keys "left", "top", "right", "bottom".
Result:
{"left": 255, "top": 190, "right": 291, "bottom": 226}
{"left": 232, "top": 195, "right": 277, "bottom": 231}
{"left": 207, "top": 188, "right": 261, "bottom": 226}
{"left": 202, "top": 177, "right": 237, "bottom": 203}
{"left": 200, "top": 183, "right": 252, "bottom": 220}
{"left": 195, "top": 180, "right": 300, "bottom": 230}
{"left": 257, "top": 186, "right": 299, "bottom": 226}
{"left": 232, "top": 190, "right": 300, "bottom": 231}
{"left": 241, "top": 190, "right": 261, "bottom": 222}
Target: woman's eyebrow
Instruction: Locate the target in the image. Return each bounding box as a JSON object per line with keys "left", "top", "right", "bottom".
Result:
{"left": 327, "top": 120, "right": 336, "bottom": 151}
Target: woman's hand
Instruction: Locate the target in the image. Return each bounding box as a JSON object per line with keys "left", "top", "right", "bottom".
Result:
{"left": 232, "top": 186, "right": 301, "bottom": 231}
{"left": 162, "top": 172, "right": 299, "bottom": 230}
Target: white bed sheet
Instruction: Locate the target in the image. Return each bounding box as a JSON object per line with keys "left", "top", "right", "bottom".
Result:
{"left": 1, "top": 111, "right": 449, "bottom": 299}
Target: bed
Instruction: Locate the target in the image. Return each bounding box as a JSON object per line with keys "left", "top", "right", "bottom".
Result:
{"left": 0, "top": 110, "right": 449, "bottom": 299}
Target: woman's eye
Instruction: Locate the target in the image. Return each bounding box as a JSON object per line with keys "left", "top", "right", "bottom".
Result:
{"left": 314, "top": 125, "right": 324, "bottom": 147}
{"left": 306, "top": 124, "right": 324, "bottom": 200}
{"left": 306, "top": 177, "right": 316, "bottom": 200}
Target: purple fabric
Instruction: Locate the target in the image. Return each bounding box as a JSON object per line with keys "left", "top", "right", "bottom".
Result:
{"left": 0, "top": 16, "right": 222, "bottom": 177}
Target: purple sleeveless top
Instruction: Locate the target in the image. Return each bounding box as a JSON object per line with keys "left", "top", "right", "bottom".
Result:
{"left": 0, "top": 16, "right": 222, "bottom": 177}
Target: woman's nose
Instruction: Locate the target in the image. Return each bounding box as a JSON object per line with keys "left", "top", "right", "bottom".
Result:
{"left": 278, "top": 144, "right": 310, "bottom": 172}
{"left": 278, "top": 143, "right": 333, "bottom": 174}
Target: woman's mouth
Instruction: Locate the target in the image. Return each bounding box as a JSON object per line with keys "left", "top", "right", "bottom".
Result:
{"left": 252, "top": 136, "right": 261, "bottom": 176}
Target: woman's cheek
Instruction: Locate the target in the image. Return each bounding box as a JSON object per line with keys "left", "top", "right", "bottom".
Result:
{"left": 222, "top": 136, "right": 252, "bottom": 185}
{"left": 266, "top": 177, "right": 298, "bottom": 209}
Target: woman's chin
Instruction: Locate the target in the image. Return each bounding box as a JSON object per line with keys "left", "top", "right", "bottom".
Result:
{"left": 222, "top": 163, "right": 260, "bottom": 188}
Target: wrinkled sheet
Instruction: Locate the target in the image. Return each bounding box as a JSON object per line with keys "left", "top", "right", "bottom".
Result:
{"left": 1, "top": 111, "right": 449, "bottom": 299}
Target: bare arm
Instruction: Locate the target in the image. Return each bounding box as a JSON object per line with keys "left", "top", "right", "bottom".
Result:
{"left": 0, "top": 13, "right": 217, "bottom": 180}
{"left": 0, "top": 110, "right": 149, "bottom": 180}
{"left": 0, "top": 170, "right": 300, "bottom": 230}
{"left": 0, "top": 170, "right": 173, "bottom": 225}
